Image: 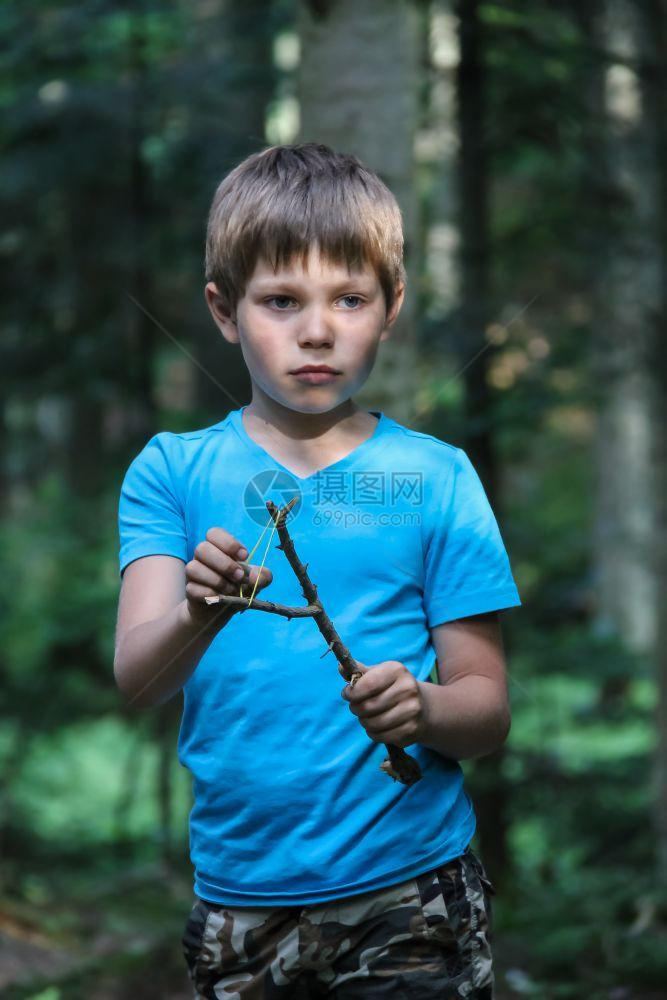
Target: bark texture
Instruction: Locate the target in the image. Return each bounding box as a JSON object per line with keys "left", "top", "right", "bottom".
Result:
{"left": 589, "top": 0, "right": 660, "bottom": 654}
{"left": 298, "top": 0, "right": 420, "bottom": 423}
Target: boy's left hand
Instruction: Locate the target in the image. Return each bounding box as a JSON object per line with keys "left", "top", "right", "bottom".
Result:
{"left": 340, "top": 661, "right": 427, "bottom": 749}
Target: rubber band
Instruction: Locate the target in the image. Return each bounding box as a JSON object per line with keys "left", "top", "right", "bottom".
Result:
{"left": 239, "top": 512, "right": 279, "bottom": 608}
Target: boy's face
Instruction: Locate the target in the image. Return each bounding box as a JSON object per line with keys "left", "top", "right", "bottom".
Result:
{"left": 205, "top": 248, "right": 404, "bottom": 420}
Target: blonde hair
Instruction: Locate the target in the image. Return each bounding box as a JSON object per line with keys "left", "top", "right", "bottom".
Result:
{"left": 205, "top": 143, "right": 405, "bottom": 314}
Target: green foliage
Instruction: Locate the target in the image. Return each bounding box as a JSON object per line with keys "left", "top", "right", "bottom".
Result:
{"left": 0, "top": 0, "right": 663, "bottom": 996}
{"left": 0, "top": 470, "right": 119, "bottom": 723}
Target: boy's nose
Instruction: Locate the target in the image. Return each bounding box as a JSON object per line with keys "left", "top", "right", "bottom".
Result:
{"left": 297, "top": 306, "right": 334, "bottom": 346}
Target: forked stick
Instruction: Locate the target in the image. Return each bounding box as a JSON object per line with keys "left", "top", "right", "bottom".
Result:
{"left": 205, "top": 498, "right": 422, "bottom": 786}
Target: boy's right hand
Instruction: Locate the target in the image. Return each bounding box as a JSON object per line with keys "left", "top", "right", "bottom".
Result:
{"left": 184, "top": 527, "right": 273, "bottom": 626}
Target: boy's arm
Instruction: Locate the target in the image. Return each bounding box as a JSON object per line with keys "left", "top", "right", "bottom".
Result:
{"left": 114, "top": 555, "right": 232, "bottom": 709}
{"left": 419, "top": 611, "right": 510, "bottom": 759}
{"left": 114, "top": 531, "right": 272, "bottom": 709}
{"left": 342, "top": 611, "right": 510, "bottom": 761}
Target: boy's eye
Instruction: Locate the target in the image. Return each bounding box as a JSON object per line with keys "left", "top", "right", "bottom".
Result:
{"left": 267, "top": 296, "right": 295, "bottom": 310}
{"left": 339, "top": 295, "right": 363, "bottom": 309}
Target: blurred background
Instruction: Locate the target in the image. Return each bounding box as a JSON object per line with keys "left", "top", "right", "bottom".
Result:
{"left": 1, "top": 0, "right": 666, "bottom": 997}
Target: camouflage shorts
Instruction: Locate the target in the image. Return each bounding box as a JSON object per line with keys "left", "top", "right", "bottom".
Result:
{"left": 181, "top": 847, "right": 496, "bottom": 999}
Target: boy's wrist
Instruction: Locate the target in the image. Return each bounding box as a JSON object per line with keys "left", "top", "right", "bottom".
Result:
{"left": 179, "top": 597, "right": 237, "bottom": 635}
{"left": 414, "top": 676, "right": 511, "bottom": 760}
{"left": 415, "top": 680, "right": 437, "bottom": 746}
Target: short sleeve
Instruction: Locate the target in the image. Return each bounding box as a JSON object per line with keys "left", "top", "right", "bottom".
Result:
{"left": 423, "top": 448, "right": 521, "bottom": 627}
{"left": 118, "top": 433, "right": 188, "bottom": 578}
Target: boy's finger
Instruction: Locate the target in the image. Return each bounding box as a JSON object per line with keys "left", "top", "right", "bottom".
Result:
{"left": 351, "top": 687, "right": 407, "bottom": 717}
{"left": 194, "top": 539, "right": 247, "bottom": 578}
{"left": 238, "top": 565, "right": 273, "bottom": 593}
{"left": 344, "top": 670, "right": 393, "bottom": 702}
{"left": 189, "top": 549, "right": 272, "bottom": 591}
{"left": 205, "top": 526, "right": 247, "bottom": 556}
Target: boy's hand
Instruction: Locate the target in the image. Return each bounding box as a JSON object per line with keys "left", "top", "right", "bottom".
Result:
{"left": 184, "top": 527, "right": 273, "bottom": 626}
{"left": 341, "top": 660, "right": 428, "bottom": 749}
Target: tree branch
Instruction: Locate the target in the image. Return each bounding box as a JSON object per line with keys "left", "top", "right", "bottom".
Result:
{"left": 205, "top": 594, "right": 320, "bottom": 619}
{"left": 206, "top": 498, "right": 422, "bottom": 786}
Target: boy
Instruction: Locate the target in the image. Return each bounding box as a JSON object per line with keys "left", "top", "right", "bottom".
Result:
{"left": 115, "top": 143, "right": 521, "bottom": 999}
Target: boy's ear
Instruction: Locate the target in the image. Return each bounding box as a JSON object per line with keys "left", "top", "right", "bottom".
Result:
{"left": 205, "top": 282, "right": 239, "bottom": 344}
{"left": 380, "top": 284, "right": 405, "bottom": 340}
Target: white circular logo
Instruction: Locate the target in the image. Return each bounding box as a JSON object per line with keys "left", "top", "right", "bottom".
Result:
{"left": 243, "top": 469, "right": 303, "bottom": 526}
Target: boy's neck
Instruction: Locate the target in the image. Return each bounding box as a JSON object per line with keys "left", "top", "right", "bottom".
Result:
{"left": 243, "top": 398, "right": 368, "bottom": 443}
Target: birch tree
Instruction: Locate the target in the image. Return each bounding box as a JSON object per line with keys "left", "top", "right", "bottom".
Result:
{"left": 297, "top": 0, "right": 420, "bottom": 423}
{"left": 588, "top": 1, "right": 659, "bottom": 656}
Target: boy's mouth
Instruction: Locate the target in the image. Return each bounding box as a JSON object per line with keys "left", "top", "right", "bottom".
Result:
{"left": 290, "top": 365, "right": 341, "bottom": 374}
{"left": 290, "top": 365, "right": 341, "bottom": 386}
{"left": 291, "top": 372, "right": 340, "bottom": 386}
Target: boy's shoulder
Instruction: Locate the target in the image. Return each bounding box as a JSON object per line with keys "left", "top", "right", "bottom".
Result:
{"left": 124, "top": 416, "right": 236, "bottom": 488}
{"left": 385, "top": 416, "right": 460, "bottom": 455}
{"left": 379, "top": 415, "right": 462, "bottom": 474}
{"left": 137, "top": 414, "right": 235, "bottom": 460}
{"left": 150, "top": 414, "right": 233, "bottom": 445}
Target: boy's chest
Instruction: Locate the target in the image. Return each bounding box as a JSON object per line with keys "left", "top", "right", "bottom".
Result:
{"left": 186, "top": 474, "right": 426, "bottom": 603}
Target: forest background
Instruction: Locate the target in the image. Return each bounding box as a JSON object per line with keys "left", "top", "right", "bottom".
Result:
{"left": 1, "top": 1, "right": 666, "bottom": 998}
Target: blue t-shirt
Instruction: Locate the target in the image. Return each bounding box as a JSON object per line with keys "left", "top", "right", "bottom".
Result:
{"left": 118, "top": 406, "right": 521, "bottom": 905}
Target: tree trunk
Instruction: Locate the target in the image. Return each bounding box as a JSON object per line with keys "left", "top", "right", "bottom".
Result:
{"left": 298, "top": 0, "right": 420, "bottom": 424}
{"left": 642, "top": 0, "right": 667, "bottom": 883}
{"left": 454, "top": 0, "right": 512, "bottom": 891}
{"left": 419, "top": 4, "right": 461, "bottom": 368}
{"left": 190, "top": 0, "right": 275, "bottom": 422}
{"left": 582, "top": 0, "right": 667, "bottom": 878}
{"left": 587, "top": 0, "right": 659, "bottom": 657}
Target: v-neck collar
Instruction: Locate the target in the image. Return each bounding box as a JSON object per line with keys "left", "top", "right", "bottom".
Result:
{"left": 230, "top": 405, "right": 388, "bottom": 483}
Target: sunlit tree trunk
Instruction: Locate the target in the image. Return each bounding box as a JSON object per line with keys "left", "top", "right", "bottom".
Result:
{"left": 584, "top": 0, "right": 667, "bottom": 877}
{"left": 419, "top": 4, "right": 460, "bottom": 380}
{"left": 297, "top": 0, "right": 420, "bottom": 423}
{"left": 587, "top": 1, "right": 659, "bottom": 657}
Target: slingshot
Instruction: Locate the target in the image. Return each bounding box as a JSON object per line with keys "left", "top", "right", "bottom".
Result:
{"left": 205, "top": 498, "right": 422, "bottom": 786}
